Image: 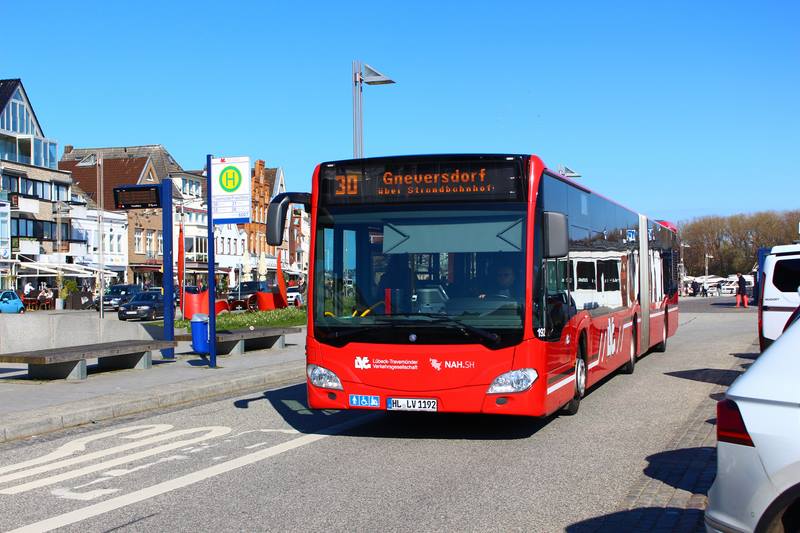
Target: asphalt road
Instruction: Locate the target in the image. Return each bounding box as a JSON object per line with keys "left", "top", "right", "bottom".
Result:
{"left": 0, "top": 301, "right": 757, "bottom": 532}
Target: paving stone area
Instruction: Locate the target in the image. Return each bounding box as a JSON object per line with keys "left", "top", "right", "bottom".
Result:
{"left": 577, "top": 343, "right": 756, "bottom": 532}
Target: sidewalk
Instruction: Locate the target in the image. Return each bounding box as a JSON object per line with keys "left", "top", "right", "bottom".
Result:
{"left": 0, "top": 329, "right": 307, "bottom": 443}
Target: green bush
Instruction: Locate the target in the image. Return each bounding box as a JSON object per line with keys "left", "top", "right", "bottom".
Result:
{"left": 174, "top": 306, "right": 307, "bottom": 331}
{"left": 61, "top": 279, "right": 79, "bottom": 299}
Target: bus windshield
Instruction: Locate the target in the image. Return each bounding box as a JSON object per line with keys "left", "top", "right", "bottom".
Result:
{"left": 314, "top": 203, "right": 527, "bottom": 347}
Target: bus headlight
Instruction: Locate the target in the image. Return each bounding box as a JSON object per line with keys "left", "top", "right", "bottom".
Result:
{"left": 487, "top": 368, "right": 538, "bottom": 394}
{"left": 307, "top": 364, "right": 343, "bottom": 390}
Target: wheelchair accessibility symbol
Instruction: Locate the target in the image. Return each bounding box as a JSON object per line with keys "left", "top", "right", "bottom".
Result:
{"left": 219, "top": 166, "right": 242, "bottom": 193}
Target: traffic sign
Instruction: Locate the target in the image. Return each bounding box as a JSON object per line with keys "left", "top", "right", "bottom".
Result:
{"left": 210, "top": 156, "right": 251, "bottom": 224}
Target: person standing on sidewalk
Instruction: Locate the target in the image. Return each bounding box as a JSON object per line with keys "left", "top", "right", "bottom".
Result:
{"left": 735, "top": 273, "right": 749, "bottom": 308}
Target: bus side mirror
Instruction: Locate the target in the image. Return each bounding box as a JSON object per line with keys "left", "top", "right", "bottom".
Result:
{"left": 543, "top": 211, "right": 568, "bottom": 258}
{"left": 266, "top": 192, "right": 312, "bottom": 246}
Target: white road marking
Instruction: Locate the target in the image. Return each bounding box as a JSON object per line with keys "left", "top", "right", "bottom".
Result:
{"left": 0, "top": 425, "right": 173, "bottom": 477}
{"left": 0, "top": 426, "right": 220, "bottom": 485}
{"left": 0, "top": 427, "right": 231, "bottom": 495}
{"left": 50, "top": 487, "right": 120, "bottom": 501}
{"left": 8, "top": 417, "right": 371, "bottom": 533}
{"left": 73, "top": 478, "right": 113, "bottom": 489}
{"left": 103, "top": 455, "right": 187, "bottom": 477}
{"left": 244, "top": 441, "right": 271, "bottom": 449}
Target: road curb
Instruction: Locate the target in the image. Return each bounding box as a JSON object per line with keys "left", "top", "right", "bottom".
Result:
{"left": 0, "top": 362, "right": 306, "bottom": 444}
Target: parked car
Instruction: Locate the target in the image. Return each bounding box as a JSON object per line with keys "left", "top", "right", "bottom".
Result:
{"left": 0, "top": 291, "right": 24, "bottom": 314}
{"left": 118, "top": 291, "right": 168, "bottom": 321}
{"left": 705, "top": 320, "right": 800, "bottom": 533}
{"left": 227, "top": 281, "right": 270, "bottom": 310}
{"left": 758, "top": 243, "right": 800, "bottom": 351}
{"left": 286, "top": 286, "right": 304, "bottom": 306}
{"left": 100, "top": 284, "right": 143, "bottom": 311}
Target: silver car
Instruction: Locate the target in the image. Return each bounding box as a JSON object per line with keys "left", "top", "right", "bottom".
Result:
{"left": 705, "top": 320, "right": 800, "bottom": 532}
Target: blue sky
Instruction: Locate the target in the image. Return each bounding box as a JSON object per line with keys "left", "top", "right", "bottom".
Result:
{"left": 5, "top": 1, "right": 798, "bottom": 223}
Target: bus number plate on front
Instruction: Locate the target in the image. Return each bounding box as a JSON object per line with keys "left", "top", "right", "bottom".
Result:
{"left": 387, "top": 398, "right": 438, "bottom": 412}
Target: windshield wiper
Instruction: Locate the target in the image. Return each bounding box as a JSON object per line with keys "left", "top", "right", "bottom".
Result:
{"left": 388, "top": 313, "right": 501, "bottom": 345}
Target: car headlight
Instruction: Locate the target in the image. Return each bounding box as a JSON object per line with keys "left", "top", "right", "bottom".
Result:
{"left": 307, "top": 364, "right": 343, "bottom": 390}
{"left": 137, "top": 305, "right": 151, "bottom": 310}
{"left": 487, "top": 368, "right": 538, "bottom": 394}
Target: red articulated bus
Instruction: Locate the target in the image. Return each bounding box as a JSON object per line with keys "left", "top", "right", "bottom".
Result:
{"left": 267, "top": 154, "right": 679, "bottom": 416}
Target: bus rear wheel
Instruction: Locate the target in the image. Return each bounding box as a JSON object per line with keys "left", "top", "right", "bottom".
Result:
{"left": 653, "top": 317, "right": 668, "bottom": 353}
{"left": 621, "top": 324, "right": 637, "bottom": 374}
{"left": 562, "top": 348, "right": 587, "bottom": 416}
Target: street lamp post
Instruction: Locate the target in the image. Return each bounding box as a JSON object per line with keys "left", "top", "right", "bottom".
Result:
{"left": 352, "top": 61, "right": 395, "bottom": 158}
{"left": 705, "top": 253, "right": 714, "bottom": 289}
{"left": 96, "top": 154, "right": 105, "bottom": 319}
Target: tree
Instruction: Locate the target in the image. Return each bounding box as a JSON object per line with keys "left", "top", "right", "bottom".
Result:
{"left": 679, "top": 209, "right": 798, "bottom": 276}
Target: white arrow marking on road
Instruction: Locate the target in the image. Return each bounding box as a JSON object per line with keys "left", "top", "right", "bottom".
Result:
{"left": 0, "top": 427, "right": 231, "bottom": 494}
{"left": 8, "top": 416, "right": 375, "bottom": 533}
{"left": 0, "top": 425, "right": 173, "bottom": 477}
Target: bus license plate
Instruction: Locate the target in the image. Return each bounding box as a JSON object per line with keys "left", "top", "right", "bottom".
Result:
{"left": 387, "top": 398, "right": 438, "bottom": 412}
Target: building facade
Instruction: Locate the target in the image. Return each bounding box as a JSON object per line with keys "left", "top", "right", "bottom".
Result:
{"left": 61, "top": 145, "right": 184, "bottom": 286}
{"left": 0, "top": 79, "right": 87, "bottom": 289}
{"left": 69, "top": 185, "right": 129, "bottom": 283}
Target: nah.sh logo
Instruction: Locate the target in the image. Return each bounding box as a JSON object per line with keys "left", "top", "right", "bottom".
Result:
{"left": 354, "top": 356, "right": 371, "bottom": 370}
{"left": 429, "top": 358, "right": 442, "bottom": 371}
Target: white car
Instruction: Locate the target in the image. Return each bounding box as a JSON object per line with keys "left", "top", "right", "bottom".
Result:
{"left": 286, "top": 287, "right": 304, "bottom": 306}
{"left": 705, "top": 320, "right": 800, "bottom": 533}
{"left": 758, "top": 244, "right": 800, "bottom": 351}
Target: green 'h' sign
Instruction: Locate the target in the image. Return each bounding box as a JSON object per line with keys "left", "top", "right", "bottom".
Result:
{"left": 219, "top": 166, "right": 242, "bottom": 192}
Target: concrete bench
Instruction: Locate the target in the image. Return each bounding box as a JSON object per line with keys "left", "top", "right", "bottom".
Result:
{"left": 175, "top": 326, "right": 301, "bottom": 356}
{"left": 0, "top": 339, "right": 177, "bottom": 381}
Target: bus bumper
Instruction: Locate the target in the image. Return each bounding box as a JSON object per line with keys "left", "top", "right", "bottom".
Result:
{"left": 306, "top": 379, "right": 548, "bottom": 417}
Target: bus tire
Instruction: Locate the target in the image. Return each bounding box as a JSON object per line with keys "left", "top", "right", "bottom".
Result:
{"left": 562, "top": 340, "right": 587, "bottom": 416}
{"left": 621, "top": 322, "right": 637, "bottom": 374}
{"left": 653, "top": 317, "right": 668, "bottom": 353}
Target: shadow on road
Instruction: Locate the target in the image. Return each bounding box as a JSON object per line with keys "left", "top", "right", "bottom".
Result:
{"left": 642, "top": 446, "right": 716, "bottom": 493}
{"left": 565, "top": 506, "right": 705, "bottom": 532}
{"left": 664, "top": 368, "right": 743, "bottom": 386}
{"left": 236, "top": 383, "right": 551, "bottom": 440}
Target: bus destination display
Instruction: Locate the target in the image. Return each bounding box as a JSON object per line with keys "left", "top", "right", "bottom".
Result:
{"left": 113, "top": 185, "right": 162, "bottom": 209}
{"left": 320, "top": 158, "right": 524, "bottom": 204}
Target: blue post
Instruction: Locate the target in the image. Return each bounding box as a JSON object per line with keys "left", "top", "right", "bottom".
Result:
{"left": 160, "top": 181, "right": 174, "bottom": 359}
{"left": 206, "top": 154, "right": 217, "bottom": 369}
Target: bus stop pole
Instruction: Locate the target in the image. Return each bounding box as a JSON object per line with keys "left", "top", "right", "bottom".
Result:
{"left": 206, "top": 154, "right": 217, "bottom": 369}
{"left": 160, "top": 180, "right": 175, "bottom": 359}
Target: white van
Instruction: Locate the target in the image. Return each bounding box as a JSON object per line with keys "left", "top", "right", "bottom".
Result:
{"left": 759, "top": 243, "right": 800, "bottom": 351}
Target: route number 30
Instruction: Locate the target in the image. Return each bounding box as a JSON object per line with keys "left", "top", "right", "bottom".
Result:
{"left": 335, "top": 175, "right": 359, "bottom": 196}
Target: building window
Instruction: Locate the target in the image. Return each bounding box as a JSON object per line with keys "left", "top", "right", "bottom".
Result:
{"left": 158, "top": 231, "right": 163, "bottom": 255}
{"left": 116, "top": 234, "right": 122, "bottom": 254}
{"left": 134, "top": 228, "right": 143, "bottom": 253}
{"left": 146, "top": 230, "right": 154, "bottom": 256}
{"left": 1, "top": 175, "right": 18, "bottom": 193}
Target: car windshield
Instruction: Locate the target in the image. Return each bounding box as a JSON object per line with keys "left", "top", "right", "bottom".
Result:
{"left": 1, "top": 291, "right": 15, "bottom": 300}
{"left": 106, "top": 286, "right": 131, "bottom": 296}
{"left": 130, "top": 293, "right": 159, "bottom": 303}
{"left": 232, "top": 282, "right": 262, "bottom": 292}
{"left": 314, "top": 203, "right": 526, "bottom": 347}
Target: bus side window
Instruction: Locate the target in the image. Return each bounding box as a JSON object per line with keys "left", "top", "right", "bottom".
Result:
{"left": 544, "top": 258, "right": 570, "bottom": 341}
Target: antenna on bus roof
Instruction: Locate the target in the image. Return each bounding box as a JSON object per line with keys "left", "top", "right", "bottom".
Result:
{"left": 558, "top": 165, "right": 582, "bottom": 179}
